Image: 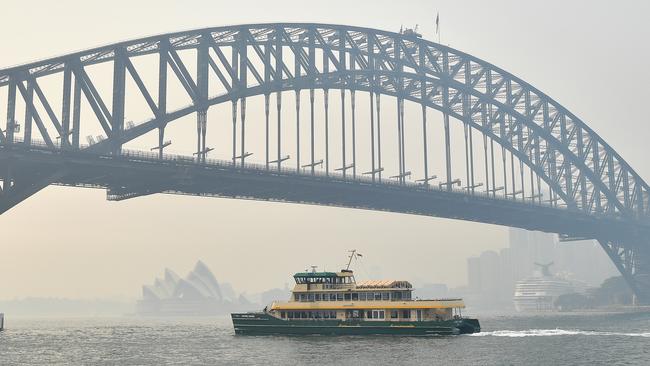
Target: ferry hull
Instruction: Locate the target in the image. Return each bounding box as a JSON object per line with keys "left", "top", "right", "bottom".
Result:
{"left": 231, "top": 313, "right": 480, "bottom": 336}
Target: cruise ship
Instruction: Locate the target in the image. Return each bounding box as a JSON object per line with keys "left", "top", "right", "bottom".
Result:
{"left": 513, "top": 262, "right": 575, "bottom": 312}
{"left": 231, "top": 251, "right": 480, "bottom": 335}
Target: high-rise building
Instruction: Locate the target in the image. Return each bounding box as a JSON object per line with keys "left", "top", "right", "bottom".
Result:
{"left": 479, "top": 251, "right": 500, "bottom": 295}
{"left": 467, "top": 256, "right": 481, "bottom": 293}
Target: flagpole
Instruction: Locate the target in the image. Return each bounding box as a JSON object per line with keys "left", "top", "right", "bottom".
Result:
{"left": 435, "top": 12, "right": 440, "bottom": 44}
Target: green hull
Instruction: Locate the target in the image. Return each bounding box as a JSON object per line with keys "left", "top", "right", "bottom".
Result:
{"left": 231, "top": 313, "right": 480, "bottom": 336}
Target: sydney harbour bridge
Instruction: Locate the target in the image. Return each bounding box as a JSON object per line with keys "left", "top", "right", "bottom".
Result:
{"left": 1, "top": 23, "right": 649, "bottom": 302}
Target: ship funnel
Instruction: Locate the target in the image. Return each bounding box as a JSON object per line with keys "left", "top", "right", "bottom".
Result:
{"left": 534, "top": 262, "right": 555, "bottom": 277}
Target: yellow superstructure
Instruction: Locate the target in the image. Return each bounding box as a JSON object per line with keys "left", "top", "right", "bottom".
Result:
{"left": 266, "top": 269, "right": 465, "bottom": 322}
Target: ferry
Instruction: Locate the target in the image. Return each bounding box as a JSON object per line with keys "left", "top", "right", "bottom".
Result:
{"left": 231, "top": 251, "right": 480, "bottom": 336}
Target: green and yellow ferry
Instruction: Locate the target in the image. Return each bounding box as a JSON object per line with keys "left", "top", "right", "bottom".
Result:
{"left": 231, "top": 256, "right": 480, "bottom": 336}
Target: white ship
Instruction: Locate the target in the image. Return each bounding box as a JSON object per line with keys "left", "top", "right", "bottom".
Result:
{"left": 513, "top": 262, "right": 575, "bottom": 312}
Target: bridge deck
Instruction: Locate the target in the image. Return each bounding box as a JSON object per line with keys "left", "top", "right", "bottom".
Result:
{"left": 1, "top": 143, "right": 646, "bottom": 246}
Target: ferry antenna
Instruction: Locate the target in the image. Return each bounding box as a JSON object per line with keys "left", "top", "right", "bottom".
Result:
{"left": 345, "top": 249, "right": 362, "bottom": 271}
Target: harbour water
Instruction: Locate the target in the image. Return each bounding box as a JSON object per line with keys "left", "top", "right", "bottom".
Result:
{"left": 1, "top": 312, "right": 648, "bottom": 365}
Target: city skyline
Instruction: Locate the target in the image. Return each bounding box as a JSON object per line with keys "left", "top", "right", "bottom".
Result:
{"left": 465, "top": 228, "right": 619, "bottom": 309}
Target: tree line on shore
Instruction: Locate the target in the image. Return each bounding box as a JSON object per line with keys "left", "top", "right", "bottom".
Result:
{"left": 555, "top": 276, "right": 634, "bottom": 310}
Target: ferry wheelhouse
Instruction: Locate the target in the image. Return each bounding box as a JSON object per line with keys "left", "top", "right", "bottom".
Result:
{"left": 232, "top": 262, "right": 480, "bottom": 335}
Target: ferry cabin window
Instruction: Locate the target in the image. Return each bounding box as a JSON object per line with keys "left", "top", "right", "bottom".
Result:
{"left": 374, "top": 293, "right": 382, "bottom": 301}
{"left": 337, "top": 293, "right": 344, "bottom": 301}
{"left": 300, "top": 294, "right": 307, "bottom": 302}
{"left": 344, "top": 310, "right": 357, "bottom": 319}
{"left": 390, "top": 310, "right": 398, "bottom": 319}
{"left": 295, "top": 311, "right": 333, "bottom": 319}
{"left": 281, "top": 311, "right": 286, "bottom": 318}
{"left": 344, "top": 293, "right": 351, "bottom": 301}
{"left": 402, "top": 310, "right": 410, "bottom": 319}
{"left": 382, "top": 292, "right": 389, "bottom": 301}
{"left": 365, "top": 310, "right": 385, "bottom": 319}
{"left": 330, "top": 293, "right": 336, "bottom": 301}
{"left": 393, "top": 291, "right": 402, "bottom": 300}
{"left": 402, "top": 291, "right": 412, "bottom": 300}
{"left": 336, "top": 277, "right": 350, "bottom": 284}
{"left": 359, "top": 292, "right": 367, "bottom": 301}
{"left": 294, "top": 294, "right": 300, "bottom": 301}
{"left": 308, "top": 293, "right": 314, "bottom": 302}
{"left": 351, "top": 293, "right": 359, "bottom": 301}
{"left": 315, "top": 293, "right": 321, "bottom": 301}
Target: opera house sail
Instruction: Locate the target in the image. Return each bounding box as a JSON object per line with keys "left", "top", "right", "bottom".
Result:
{"left": 138, "top": 261, "right": 242, "bottom": 316}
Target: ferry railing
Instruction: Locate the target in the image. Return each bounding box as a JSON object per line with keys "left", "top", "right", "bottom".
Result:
{"left": 321, "top": 284, "right": 355, "bottom": 290}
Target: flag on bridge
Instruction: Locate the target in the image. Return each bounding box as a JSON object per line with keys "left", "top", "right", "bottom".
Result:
{"left": 435, "top": 12, "right": 440, "bottom": 36}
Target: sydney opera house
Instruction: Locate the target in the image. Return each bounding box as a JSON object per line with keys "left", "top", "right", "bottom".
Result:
{"left": 137, "top": 261, "right": 251, "bottom": 316}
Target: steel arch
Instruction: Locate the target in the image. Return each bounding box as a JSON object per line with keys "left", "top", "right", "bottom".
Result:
{"left": 1, "top": 23, "right": 645, "bottom": 219}
{"left": 1, "top": 23, "right": 649, "bottom": 301}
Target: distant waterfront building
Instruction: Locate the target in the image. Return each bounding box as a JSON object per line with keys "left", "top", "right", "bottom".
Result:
{"left": 465, "top": 228, "right": 619, "bottom": 310}
{"left": 465, "top": 251, "right": 508, "bottom": 308}
{"left": 467, "top": 256, "right": 481, "bottom": 294}
{"left": 508, "top": 229, "right": 556, "bottom": 282}
{"left": 479, "top": 251, "right": 500, "bottom": 296}
{"left": 137, "top": 261, "right": 249, "bottom": 316}
{"left": 414, "top": 283, "right": 449, "bottom": 299}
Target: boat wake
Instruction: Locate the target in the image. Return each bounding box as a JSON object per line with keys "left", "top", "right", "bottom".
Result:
{"left": 469, "top": 329, "right": 650, "bottom": 338}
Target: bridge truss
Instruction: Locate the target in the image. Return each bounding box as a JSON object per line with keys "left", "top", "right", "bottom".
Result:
{"left": 1, "top": 23, "right": 649, "bottom": 302}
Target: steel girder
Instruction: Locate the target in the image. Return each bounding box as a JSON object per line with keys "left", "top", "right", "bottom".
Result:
{"left": 599, "top": 239, "right": 650, "bottom": 304}
{"left": 1, "top": 23, "right": 646, "bottom": 219}
{"left": 1, "top": 23, "right": 650, "bottom": 300}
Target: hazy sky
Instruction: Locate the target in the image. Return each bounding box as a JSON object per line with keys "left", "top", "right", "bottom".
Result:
{"left": 1, "top": 0, "right": 649, "bottom": 300}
